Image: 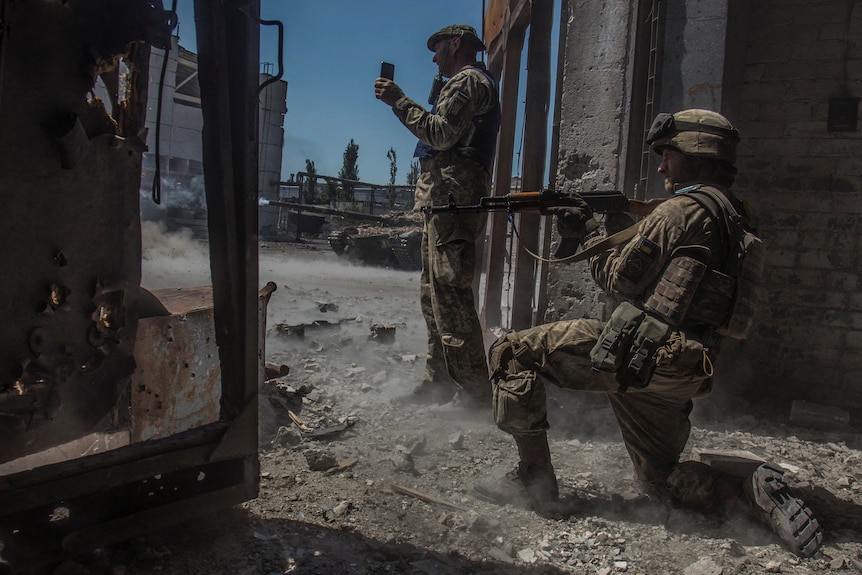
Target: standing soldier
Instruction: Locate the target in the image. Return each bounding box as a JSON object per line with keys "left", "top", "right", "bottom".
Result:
{"left": 374, "top": 24, "right": 501, "bottom": 407}
{"left": 473, "top": 109, "right": 823, "bottom": 558}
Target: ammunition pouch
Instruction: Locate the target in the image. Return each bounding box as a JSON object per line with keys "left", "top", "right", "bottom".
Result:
{"left": 644, "top": 246, "right": 710, "bottom": 326}
{"left": 492, "top": 371, "right": 549, "bottom": 435}
{"left": 590, "top": 302, "right": 671, "bottom": 393}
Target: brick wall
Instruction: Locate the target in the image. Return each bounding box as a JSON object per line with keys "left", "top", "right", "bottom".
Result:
{"left": 548, "top": 0, "right": 862, "bottom": 409}
{"left": 728, "top": 0, "right": 862, "bottom": 407}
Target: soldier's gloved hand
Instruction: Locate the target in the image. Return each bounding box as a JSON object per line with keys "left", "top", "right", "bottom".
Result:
{"left": 547, "top": 195, "right": 596, "bottom": 240}
{"left": 605, "top": 212, "right": 636, "bottom": 236}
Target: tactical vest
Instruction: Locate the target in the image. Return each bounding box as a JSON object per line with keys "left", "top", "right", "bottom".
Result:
{"left": 413, "top": 65, "right": 501, "bottom": 173}
{"left": 643, "top": 185, "right": 765, "bottom": 340}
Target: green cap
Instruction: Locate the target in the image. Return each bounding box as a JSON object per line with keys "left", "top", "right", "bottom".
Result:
{"left": 426, "top": 24, "right": 486, "bottom": 52}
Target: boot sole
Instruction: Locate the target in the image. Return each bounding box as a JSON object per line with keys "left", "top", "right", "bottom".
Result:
{"left": 747, "top": 463, "right": 823, "bottom": 557}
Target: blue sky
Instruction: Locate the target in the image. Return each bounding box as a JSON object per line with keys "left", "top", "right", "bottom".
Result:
{"left": 170, "top": 0, "right": 556, "bottom": 186}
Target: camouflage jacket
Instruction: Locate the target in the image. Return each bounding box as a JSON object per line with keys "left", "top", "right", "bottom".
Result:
{"left": 585, "top": 187, "right": 733, "bottom": 304}
{"left": 392, "top": 64, "right": 498, "bottom": 208}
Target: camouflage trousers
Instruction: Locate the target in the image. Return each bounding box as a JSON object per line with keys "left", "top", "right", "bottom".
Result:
{"left": 489, "top": 318, "right": 740, "bottom": 505}
{"left": 419, "top": 211, "right": 490, "bottom": 401}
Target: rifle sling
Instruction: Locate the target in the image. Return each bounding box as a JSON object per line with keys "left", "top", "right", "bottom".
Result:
{"left": 556, "top": 223, "right": 640, "bottom": 264}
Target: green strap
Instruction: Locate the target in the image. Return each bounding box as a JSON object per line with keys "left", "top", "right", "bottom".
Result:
{"left": 553, "top": 223, "right": 640, "bottom": 264}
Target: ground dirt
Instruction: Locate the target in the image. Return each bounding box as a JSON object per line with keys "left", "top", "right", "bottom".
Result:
{"left": 111, "top": 232, "right": 862, "bottom": 575}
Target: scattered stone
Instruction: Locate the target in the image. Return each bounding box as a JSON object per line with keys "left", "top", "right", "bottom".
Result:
{"left": 303, "top": 448, "right": 337, "bottom": 471}
{"left": 487, "top": 546, "right": 514, "bottom": 564}
{"left": 763, "top": 560, "right": 781, "bottom": 573}
{"left": 390, "top": 448, "right": 415, "bottom": 473}
{"left": 517, "top": 548, "right": 536, "bottom": 563}
{"left": 317, "top": 301, "right": 338, "bottom": 312}
{"left": 448, "top": 431, "right": 464, "bottom": 450}
{"left": 331, "top": 500, "right": 350, "bottom": 516}
{"left": 368, "top": 323, "right": 396, "bottom": 344}
{"left": 273, "top": 426, "right": 302, "bottom": 447}
{"left": 683, "top": 557, "right": 722, "bottom": 575}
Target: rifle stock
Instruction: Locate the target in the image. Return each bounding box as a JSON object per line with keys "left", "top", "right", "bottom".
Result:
{"left": 422, "top": 189, "right": 663, "bottom": 216}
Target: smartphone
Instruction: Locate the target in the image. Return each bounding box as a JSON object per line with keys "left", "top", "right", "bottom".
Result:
{"left": 380, "top": 61, "right": 395, "bottom": 81}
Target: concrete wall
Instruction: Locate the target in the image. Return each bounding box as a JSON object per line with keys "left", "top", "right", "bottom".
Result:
{"left": 547, "top": 0, "right": 862, "bottom": 409}
{"left": 547, "top": 0, "right": 639, "bottom": 323}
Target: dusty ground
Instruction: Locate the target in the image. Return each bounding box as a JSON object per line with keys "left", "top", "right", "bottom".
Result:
{"left": 116, "top": 229, "right": 862, "bottom": 575}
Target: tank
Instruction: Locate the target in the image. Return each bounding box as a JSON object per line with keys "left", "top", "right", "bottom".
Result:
{"left": 328, "top": 223, "right": 422, "bottom": 270}
{"left": 271, "top": 200, "right": 423, "bottom": 270}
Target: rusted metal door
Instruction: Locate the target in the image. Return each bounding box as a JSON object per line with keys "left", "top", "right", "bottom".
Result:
{"left": 0, "top": 1, "right": 268, "bottom": 571}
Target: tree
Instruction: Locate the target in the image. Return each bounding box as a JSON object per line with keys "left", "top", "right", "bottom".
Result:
{"left": 338, "top": 139, "right": 359, "bottom": 201}
{"left": 303, "top": 158, "right": 317, "bottom": 203}
{"left": 406, "top": 159, "right": 420, "bottom": 186}
{"left": 320, "top": 180, "right": 338, "bottom": 204}
{"left": 387, "top": 148, "right": 397, "bottom": 186}
{"left": 386, "top": 147, "right": 397, "bottom": 206}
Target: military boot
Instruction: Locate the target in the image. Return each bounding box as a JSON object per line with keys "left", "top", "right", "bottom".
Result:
{"left": 475, "top": 425, "right": 557, "bottom": 511}
{"left": 742, "top": 462, "right": 823, "bottom": 558}
{"left": 473, "top": 461, "right": 559, "bottom": 510}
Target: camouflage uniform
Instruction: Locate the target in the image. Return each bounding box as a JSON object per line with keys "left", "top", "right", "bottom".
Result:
{"left": 491, "top": 192, "right": 726, "bottom": 492}
{"left": 391, "top": 64, "right": 499, "bottom": 401}
{"left": 481, "top": 110, "right": 822, "bottom": 558}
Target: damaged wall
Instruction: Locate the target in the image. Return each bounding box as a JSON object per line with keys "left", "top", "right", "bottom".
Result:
{"left": 546, "top": 0, "right": 862, "bottom": 409}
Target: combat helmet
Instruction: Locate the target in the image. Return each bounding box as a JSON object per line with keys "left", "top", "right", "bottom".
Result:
{"left": 647, "top": 109, "right": 740, "bottom": 163}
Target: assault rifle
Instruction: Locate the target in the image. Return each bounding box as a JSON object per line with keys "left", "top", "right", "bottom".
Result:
{"left": 422, "top": 189, "right": 666, "bottom": 259}
{"left": 421, "top": 189, "right": 664, "bottom": 217}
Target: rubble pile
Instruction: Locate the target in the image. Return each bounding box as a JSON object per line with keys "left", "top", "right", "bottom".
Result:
{"left": 118, "top": 241, "right": 862, "bottom": 575}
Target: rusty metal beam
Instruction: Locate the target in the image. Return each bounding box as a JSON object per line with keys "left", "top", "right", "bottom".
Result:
{"left": 194, "top": 0, "right": 261, "bottom": 427}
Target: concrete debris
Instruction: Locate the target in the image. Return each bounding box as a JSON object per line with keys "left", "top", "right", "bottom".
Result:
{"left": 447, "top": 431, "right": 464, "bottom": 450}
{"left": 397, "top": 434, "right": 427, "bottom": 456}
{"left": 516, "top": 548, "right": 536, "bottom": 563}
{"left": 307, "top": 421, "right": 352, "bottom": 440}
{"left": 389, "top": 448, "right": 415, "bottom": 474}
{"left": 486, "top": 546, "right": 514, "bottom": 564}
{"left": 368, "top": 323, "right": 396, "bottom": 344}
{"left": 273, "top": 320, "right": 341, "bottom": 339}
{"left": 683, "top": 557, "right": 722, "bottom": 575}
{"left": 316, "top": 301, "right": 338, "bottom": 312}
{"left": 303, "top": 448, "right": 337, "bottom": 472}
{"left": 273, "top": 426, "right": 302, "bottom": 447}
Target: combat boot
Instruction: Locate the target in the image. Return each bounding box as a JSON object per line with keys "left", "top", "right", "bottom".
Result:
{"left": 742, "top": 462, "right": 823, "bottom": 558}
{"left": 473, "top": 461, "right": 559, "bottom": 510}
{"left": 390, "top": 381, "right": 455, "bottom": 406}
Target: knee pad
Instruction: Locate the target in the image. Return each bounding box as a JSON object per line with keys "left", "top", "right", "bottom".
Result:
{"left": 492, "top": 371, "right": 549, "bottom": 435}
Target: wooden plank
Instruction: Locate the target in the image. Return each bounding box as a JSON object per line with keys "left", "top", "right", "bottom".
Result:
{"left": 482, "top": 25, "right": 527, "bottom": 329}
{"left": 511, "top": 0, "right": 554, "bottom": 330}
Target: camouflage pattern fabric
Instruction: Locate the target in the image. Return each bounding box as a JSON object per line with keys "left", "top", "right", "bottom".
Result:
{"left": 392, "top": 64, "right": 498, "bottom": 207}
{"left": 393, "top": 64, "right": 497, "bottom": 400}
{"left": 420, "top": 204, "right": 490, "bottom": 400}
{"left": 491, "top": 186, "right": 749, "bottom": 502}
